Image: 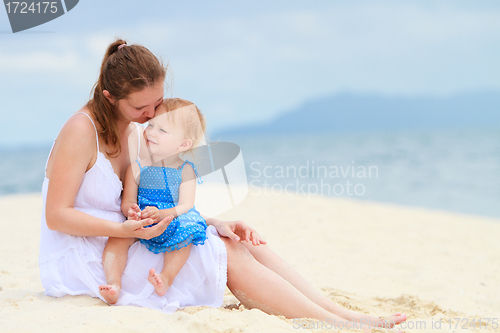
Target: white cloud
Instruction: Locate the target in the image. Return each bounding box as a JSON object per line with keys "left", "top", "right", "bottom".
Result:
{"left": 86, "top": 34, "right": 114, "bottom": 57}
{"left": 123, "top": 3, "right": 499, "bottom": 131}
{"left": 0, "top": 51, "right": 79, "bottom": 72}
{"left": 1, "top": 1, "right": 499, "bottom": 145}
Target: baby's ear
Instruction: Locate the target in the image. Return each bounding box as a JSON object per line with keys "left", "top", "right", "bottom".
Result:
{"left": 179, "top": 139, "right": 193, "bottom": 152}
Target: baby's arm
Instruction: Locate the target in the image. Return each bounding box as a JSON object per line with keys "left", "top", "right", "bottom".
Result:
{"left": 121, "top": 163, "right": 140, "bottom": 220}
{"left": 175, "top": 163, "right": 197, "bottom": 215}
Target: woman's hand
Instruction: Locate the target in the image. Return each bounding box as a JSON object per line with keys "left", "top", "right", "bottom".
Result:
{"left": 210, "top": 219, "right": 267, "bottom": 246}
{"left": 121, "top": 215, "right": 174, "bottom": 240}
{"left": 141, "top": 206, "right": 162, "bottom": 223}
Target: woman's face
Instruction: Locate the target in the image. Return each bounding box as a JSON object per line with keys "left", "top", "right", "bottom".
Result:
{"left": 115, "top": 81, "right": 164, "bottom": 124}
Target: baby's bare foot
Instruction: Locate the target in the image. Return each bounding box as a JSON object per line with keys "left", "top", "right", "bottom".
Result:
{"left": 98, "top": 284, "right": 120, "bottom": 304}
{"left": 148, "top": 268, "right": 170, "bottom": 296}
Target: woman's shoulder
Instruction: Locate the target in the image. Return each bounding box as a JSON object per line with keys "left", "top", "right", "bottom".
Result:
{"left": 46, "top": 108, "right": 98, "bottom": 178}
{"left": 54, "top": 108, "right": 99, "bottom": 157}
{"left": 58, "top": 108, "right": 97, "bottom": 142}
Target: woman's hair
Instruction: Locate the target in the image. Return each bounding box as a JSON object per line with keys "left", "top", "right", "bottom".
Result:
{"left": 87, "top": 38, "right": 166, "bottom": 157}
{"left": 157, "top": 98, "right": 206, "bottom": 154}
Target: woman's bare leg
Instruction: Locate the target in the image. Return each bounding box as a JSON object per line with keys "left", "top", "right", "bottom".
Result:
{"left": 222, "top": 238, "right": 372, "bottom": 332}
{"left": 241, "top": 242, "right": 406, "bottom": 328}
{"left": 99, "top": 237, "right": 136, "bottom": 304}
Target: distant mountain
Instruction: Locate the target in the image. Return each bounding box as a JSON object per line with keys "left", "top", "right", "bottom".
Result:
{"left": 217, "top": 92, "right": 500, "bottom": 136}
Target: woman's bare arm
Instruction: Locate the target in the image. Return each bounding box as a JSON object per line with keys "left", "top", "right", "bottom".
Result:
{"left": 45, "top": 114, "right": 169, "bottom": 239}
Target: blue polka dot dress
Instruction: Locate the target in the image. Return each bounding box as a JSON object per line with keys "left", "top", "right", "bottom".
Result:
{"left": 137, "top": 160, "right": 207, "bottom": 254}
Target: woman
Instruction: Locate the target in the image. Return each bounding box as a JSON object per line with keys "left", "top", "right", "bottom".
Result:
{"left": 40, "top": 39, "right": 406, "bottom": 332}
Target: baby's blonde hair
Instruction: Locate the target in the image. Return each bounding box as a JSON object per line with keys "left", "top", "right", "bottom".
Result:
{"left": 156, "top": 98, "right": 206, "bottom": 154}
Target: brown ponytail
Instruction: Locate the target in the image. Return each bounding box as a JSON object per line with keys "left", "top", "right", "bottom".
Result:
{"left": 87, "top": 38, "right": 166, "bottom": 157}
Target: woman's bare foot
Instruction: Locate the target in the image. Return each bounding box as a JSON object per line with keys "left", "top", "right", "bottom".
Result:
{"left": 372, "top": 312, "right": 407, "bottom": 328}
{"left": 148, "top": 268, "right": 170, "bottom": 296}
{"left": 348, "top": 312, "right": 406, "bottom": 329}
{"left": 98, "top": 283, "right": 120, "bottom": 304}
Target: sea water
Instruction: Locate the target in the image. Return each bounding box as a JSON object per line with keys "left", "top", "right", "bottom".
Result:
{"left": 224, "top": 127, "right": 500, "bottom": 219}
{"left": 1, "top": 127, "right": 499, "bottom": 218}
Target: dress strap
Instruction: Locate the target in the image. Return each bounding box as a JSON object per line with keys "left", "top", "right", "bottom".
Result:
{"left": 74, "top": 112, "right": 100, "bottom": 152}
{"left": 134, "top": 123, "right": 142, "bottom": 160}
{"left": 180, "top": 160, "right": 203, "bottom": 185}
{"left": 135, "top": 159, "right": 143, "bottom": 171}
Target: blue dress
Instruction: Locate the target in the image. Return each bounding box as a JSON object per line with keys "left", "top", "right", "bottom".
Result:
{"left": 137, "top": 160, "right": 207, "bottom": 254}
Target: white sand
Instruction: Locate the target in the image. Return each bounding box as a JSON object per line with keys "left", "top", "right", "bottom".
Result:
{"left": 1, "top": 191, "right": 499, "bottom": 332}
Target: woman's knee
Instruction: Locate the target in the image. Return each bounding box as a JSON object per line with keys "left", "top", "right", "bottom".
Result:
{"left": 222, "top": 238, "right": 260, "bottom": 290}
{"left": 222, "top": 238, "right": 256, "bottom": 269}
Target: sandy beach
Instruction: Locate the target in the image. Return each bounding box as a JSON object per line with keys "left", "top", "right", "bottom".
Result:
{"left": 1, "top": 190, "right": 499, "bottom": 332}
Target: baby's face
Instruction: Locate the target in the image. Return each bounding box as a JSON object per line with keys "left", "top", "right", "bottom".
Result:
{"left": 145, "top": 111, "right": 186, "bottom": 159}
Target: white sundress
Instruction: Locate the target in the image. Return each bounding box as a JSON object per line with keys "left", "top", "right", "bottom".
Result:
{"left": 38, "top": 113, "right": 227, "bottom": 312}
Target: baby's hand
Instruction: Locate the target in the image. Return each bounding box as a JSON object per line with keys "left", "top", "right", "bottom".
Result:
{"left": 141, "top": 206, "right": 162, "bottom": 223}
{"left": 128, "top": 204, "right": 142, "bottom": 221}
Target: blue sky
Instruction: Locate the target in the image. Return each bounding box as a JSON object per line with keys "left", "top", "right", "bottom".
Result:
{"left": 0, "top": 0, "right": 499, "bottom": 146}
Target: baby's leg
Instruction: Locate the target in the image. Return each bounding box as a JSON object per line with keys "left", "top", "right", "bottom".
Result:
{"left": 99, "top": 237, "right": 136, "bottom": 304}
{"left": 148, "top": 244, "right": 191, "bottom": 296}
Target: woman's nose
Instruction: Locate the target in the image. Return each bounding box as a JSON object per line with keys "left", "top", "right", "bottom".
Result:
{"left": 144, "top": 107, "right": 155, "bottom": 119}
